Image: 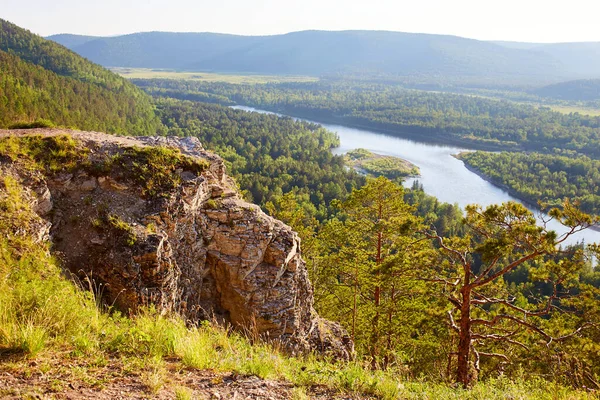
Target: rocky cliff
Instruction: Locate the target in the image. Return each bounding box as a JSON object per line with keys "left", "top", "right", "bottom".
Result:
{"left": 0, "top": 129, "right": 353, "bottom": 359}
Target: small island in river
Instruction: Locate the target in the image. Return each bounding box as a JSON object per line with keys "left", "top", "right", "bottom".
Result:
{"left": 344, "top": 148, "right": 420, "bottom": 180}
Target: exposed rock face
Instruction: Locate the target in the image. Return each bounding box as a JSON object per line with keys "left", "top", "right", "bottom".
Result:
{"left": 0, "top": 129, "right": 353, "bottom": 359}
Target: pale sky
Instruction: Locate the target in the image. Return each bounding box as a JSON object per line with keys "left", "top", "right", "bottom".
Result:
{"left": 2, "top": 0, "right": 599, "bottom": 43}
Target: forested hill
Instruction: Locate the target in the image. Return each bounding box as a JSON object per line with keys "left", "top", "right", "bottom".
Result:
{"left": 49, "top": 30, "right": 570, "bottom": 82}
{"left": 0, "top": 19, "right": 164, "bottom": 135}
{"left": 494, "top": 41, "right": 600, "bottom": 78}
{"left": 533, "top": 79, "right": 600, "bottom": 101}
{"left": 531, "top": 42, "right": 600, "bottom": 78}
{"left": 44, "top": 33, "right": 100, "bottom": 48}
{"left": 136, "top": 80, "right": 600, "bottom": 157}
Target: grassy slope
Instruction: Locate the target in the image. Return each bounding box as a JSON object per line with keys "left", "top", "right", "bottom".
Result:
{"left": 0, "top": 137, "right": 594, "bottom": 399}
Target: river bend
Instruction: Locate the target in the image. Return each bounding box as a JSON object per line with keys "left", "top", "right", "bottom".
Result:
{"left": 232, "top": 105, "right": 600, "bottom": 246}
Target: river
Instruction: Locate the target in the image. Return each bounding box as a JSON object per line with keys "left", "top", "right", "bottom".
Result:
{"left": 232, "top": 105, "right": 600, "bottom": 247}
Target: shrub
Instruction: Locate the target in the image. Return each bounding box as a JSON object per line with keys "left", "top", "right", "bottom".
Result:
{"left": 8, "top": 119, "right": 55, "bottom": 129}
{"left": 116, "top": 146, "right": 208, "bottom": 198}
{"left": 0, "top": 135, "right": 86, "bottom": 173}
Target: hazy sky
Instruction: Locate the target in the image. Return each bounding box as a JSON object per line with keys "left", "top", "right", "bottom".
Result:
{"left": 2, "top": 0, "right": 599, "bottom": 43}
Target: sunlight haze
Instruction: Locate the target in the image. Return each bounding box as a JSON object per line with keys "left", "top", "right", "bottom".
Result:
{"left": 2, "top": 0, "right": 600, "bottom": 43}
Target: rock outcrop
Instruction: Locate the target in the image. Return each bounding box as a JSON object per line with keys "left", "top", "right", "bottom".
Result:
{"left": 0, "top": 129, "right": 353, "bottom": 359}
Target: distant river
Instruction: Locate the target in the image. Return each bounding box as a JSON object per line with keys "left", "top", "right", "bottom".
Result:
{"left": 232, "top": 105, "right": 600, "bottom": 247}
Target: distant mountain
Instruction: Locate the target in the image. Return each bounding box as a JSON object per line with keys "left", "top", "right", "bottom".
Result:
{"left": 48, "top": 32, "right": 264, "bottom": 70}
{"left": 46, "top": 33, "right": 100, "bottom": 48}
{"left": 0, "top": 19, "right": 163, "bottom": 134}
{"left": 48, "top": 30, "right": 572, "bottom": 82}
{"left": 533, "top": 79, "right": 600, "bottom": 101}
{"left": 491, "top": 41, "right": 543, "bottom": 50}
{"left": 494, "top": 41, "right": 600, "bottom": 78}
{"left": 531, "top": 43, "right": 600, "bottom": 78}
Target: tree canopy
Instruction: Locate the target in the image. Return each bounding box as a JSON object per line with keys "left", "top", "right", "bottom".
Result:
{"left": 0, "top": 19, "right": 163, "bottom": 135}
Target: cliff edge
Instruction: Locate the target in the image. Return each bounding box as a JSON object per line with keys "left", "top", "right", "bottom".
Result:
{"left": 0, "top": 129, "right": 353, "bottom": 359}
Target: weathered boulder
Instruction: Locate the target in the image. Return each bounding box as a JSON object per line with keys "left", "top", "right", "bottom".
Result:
{"left": 0, "top": 129, "right": 353, "bottom": 359}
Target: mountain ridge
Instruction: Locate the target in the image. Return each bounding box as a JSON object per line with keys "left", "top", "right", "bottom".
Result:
{"left": 48, "top": 29, "right": 590, "bottom": 82}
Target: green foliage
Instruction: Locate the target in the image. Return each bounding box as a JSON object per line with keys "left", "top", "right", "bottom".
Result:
{"left": 0, "top": 19, "right": 164, "bottom": 135}
{"left": 0, "top": 133, "right": 210, "bottom": 202}
{"left": 265, "top": 192, "right": 319, "bottom": 254}
{"left": 0, "top": 177, "right": 105, "bottom": 358}
{"left": 141, "top": 356, "right": 166, "bottom": 394}
{"left": 116, "top": 146, "right": 208, "bottom": 198}
{"left": 155, "top": 99, "right": 363, "bottom": 218}
{"left": 426, "top": 201, "right": 599, "bottom": 387}
{"left": 0, "top": 175, "right": 39, "bottom": 254}
{"left": 315, "top": 178, "right": 442, "bottom": 370}
{"left": 345, "top": 148, "right": 420, "bottom": 180}
{"left": 138, "top": 79, "right": 600, "bottom": 157}
{"left": 204, "top": 199, "right": 219, "bottom": 209}
{"left": 345, "top": 148, "right": 371, "bottom": 160}
{"left": 0, "top": 135, "right": 87, "bottom": 173}
{"left": 8, "top": 119, "right": 55, "bottom": 129}
{"left": 0, "top": 150, "right": 597, "bottom": 398}
{"left": 534, "top": 79, "right": 600, "bottom": 101}
{"left": 458, "top": 151, "right": 600, "bottom": 214}
{"left": 404, "top": 181, "right": 466, "bottom": 238}
{"left": 174, "top": 386, "right": 193, "bottom": 400}
{"left": 107, "top": 215, "right": 137, "bottom": 247}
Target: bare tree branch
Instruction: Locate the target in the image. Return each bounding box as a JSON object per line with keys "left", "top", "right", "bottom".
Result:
{"left": 472, "top": 291, "right": 557, "bottom": 317}
{"left": 424, "top": 231, "right": 468, "bottom": 267}
{"left": 477, "top": 351, "right": 509, "bottom": 362}
{"left": 473, "top": 251, "right": 542, "bottom": 287}
{"left": 447, "top": 295, "right": 462, "bottom": 309}
{"left": 472, "top": 332, "right": 529, "bottom": 350}
{"left": 480, "top": 314, "right": 594, "bottom": 345}
{"left": 447, "top": 310, "right": 459, "bottom": 332}
{"left": 475, "top": 255, "right": 501, "bottom": 282}
{"left": 421, "top": 277, "right": 461, "bottom": 287}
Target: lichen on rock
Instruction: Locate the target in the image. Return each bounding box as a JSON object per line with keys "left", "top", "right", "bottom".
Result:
{"left": 0, "top": 128, "right": 354, "bottom": 359}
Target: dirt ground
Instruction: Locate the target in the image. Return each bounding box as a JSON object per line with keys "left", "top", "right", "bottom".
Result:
{"left": 0, "top": 352, "right": 368, "bottom": 399}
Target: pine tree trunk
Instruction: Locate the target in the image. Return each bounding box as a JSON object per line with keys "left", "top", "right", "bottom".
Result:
{"left": 352, "top": 265, "right": 358, "bottom": 342}
{"left": 371, "top": 230, "right": 383, "bottom": 368}
{"left": 384, "top": 285, "right": 395, "bottom": 368}
{"left": 456, "top": 285, "right": 472, "bottom": 388}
